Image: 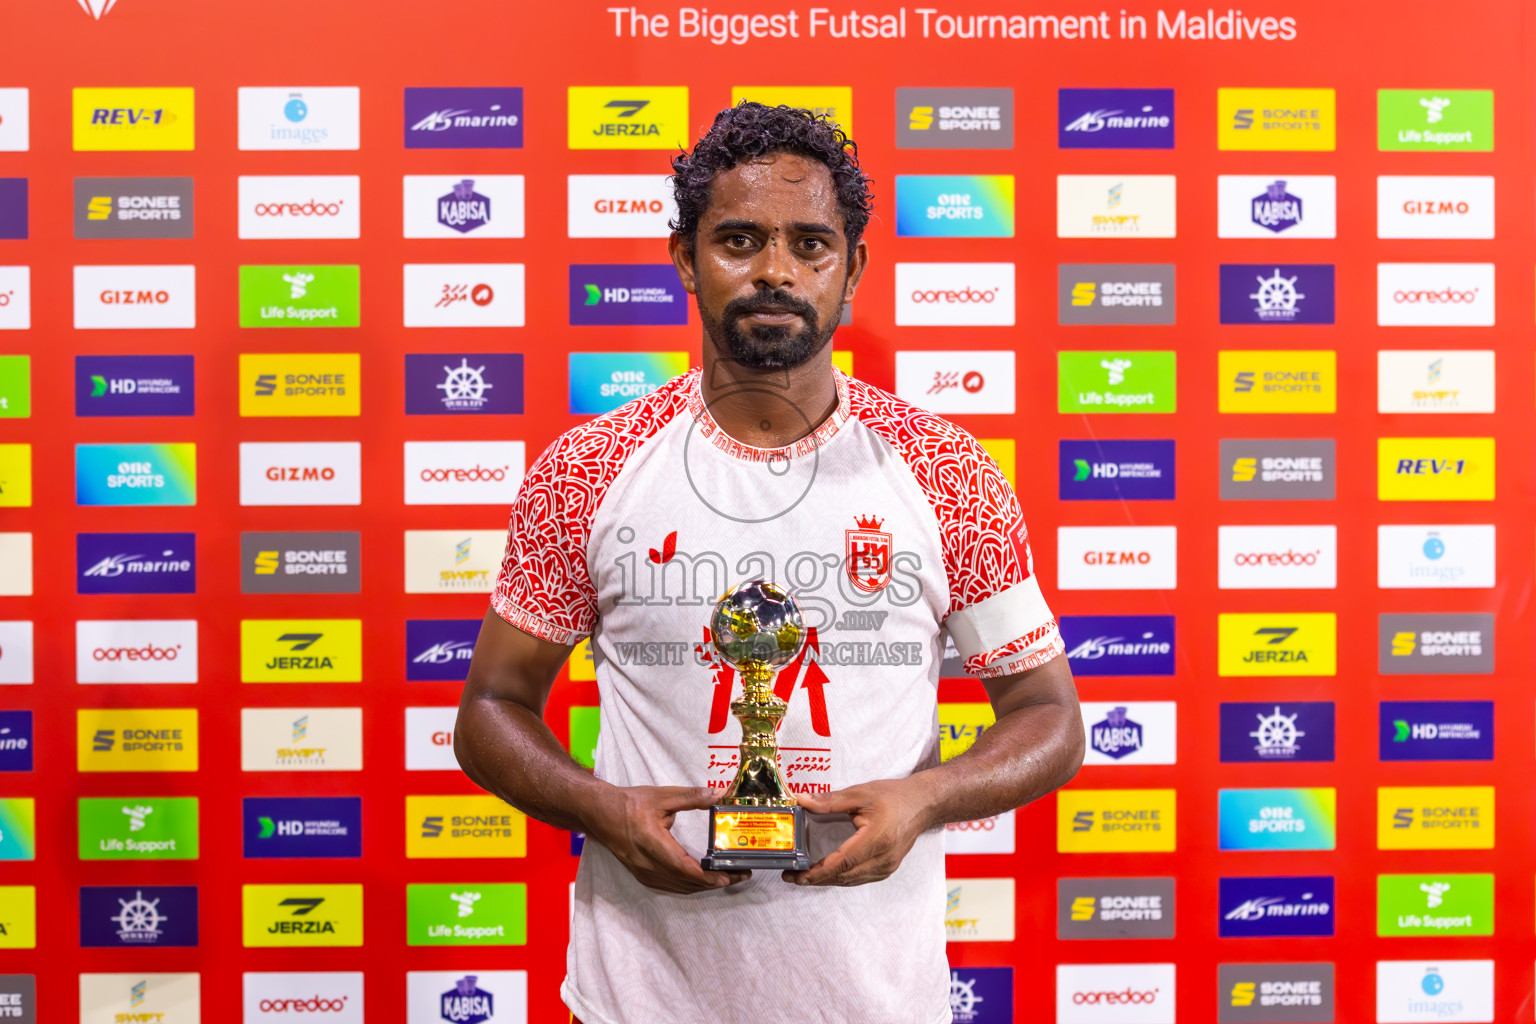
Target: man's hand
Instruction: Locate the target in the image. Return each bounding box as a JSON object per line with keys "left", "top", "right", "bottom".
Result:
{"left": 785, "top": 778, "right": 933, "bottom": 887}
{"left": 586, "top": 785, "right": 749, "bottom": 895}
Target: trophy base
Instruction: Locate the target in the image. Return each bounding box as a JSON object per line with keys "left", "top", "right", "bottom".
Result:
{"left": 700, "top": 804, "right": 810, "bottom": 872}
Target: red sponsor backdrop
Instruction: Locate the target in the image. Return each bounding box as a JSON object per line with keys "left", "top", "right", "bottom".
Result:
{"left": 1, "top": 0, "right": 1534, "bottom": 1020}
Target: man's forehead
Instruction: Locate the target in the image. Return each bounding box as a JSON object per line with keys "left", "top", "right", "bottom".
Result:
{"left": 701, "top": 154, "right": 840, "bottom": 226}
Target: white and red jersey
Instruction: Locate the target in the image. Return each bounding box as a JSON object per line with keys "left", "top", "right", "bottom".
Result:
{"left": 493, "top": 366, "right": 1061, "bottom": 1024}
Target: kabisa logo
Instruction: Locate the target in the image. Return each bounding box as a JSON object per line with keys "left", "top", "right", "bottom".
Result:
{"left": 1057, "top": 350, "right": 1177, "bottom": 414}
{"left": 568, "top": 351, "right": 689, "bottom": 415}
{"left": 441, "top": 975, "right": 494, "bottom": 1023}
{"left": 405, "top": 354, "right": 524, "bottom": 415}
{"left": 76, "top": 708, "right": 199, "bottom": 773}
{"left": 1220, "top": 439, "right": 1336, "bottom": 501}
{"left": 1378, "top": 89, "right": 1494, "bottom": 152}
{"left": 1377, "top": 873, "right": 1493, "bottom": 938}
{"left": 1057, "top": 877, "right": 1176, "bottom": 940}
{"left": 1081, "top": 702, "right": 1175, "bottom": 767}
{"left": 74, "top": 177, "right": 194, "bottom": 239}
{"left": 243, "top": 797, "right": 362, "bottom": 859}
{"left": 239, "top": 620, "right": 362, "bottom": 683}
{"left": 1250, "top": 179, "right": 1302, "bottom": 233}
{"left": 406, "top": 620, "right": 480, "bottom": 682}
{"left": 75, "top": 355, "right": 194, "bottom": 417}
{"left": 1219, "top": 963, "right": 1334, "bottom": 1023}
{"left": 79, "top": 886, "right": 198, "bottom": 947}
{"left": 237, "top": 86, "right": 362, "bottom": 151}
{"left": 72, "top": 88, "right": 195, "bottom": 151}
{"left": 1057, "top": 264, "right": 1176, "bottom": 326}
{"left": 895, "top": 87, "right": 1013, "bottom": 150}
{"left": 1217, "top": 175, "right": 1337, "bottom": 239}
{"left": 1219, "top": 876, "right": 1334, "bottom": 938}
{"left": 436, "top": 179, "right": 491, "bottom": 234}
{"left": 569, "top": 265, "right": 688, "bottom": 326}
{"left": 1217, "top": 88, "right": 1336, "bottom": 151}
{"left": 78, "top": 796, "right": 198, "bottom": 860}
{"left": 1381, "top": 701, "right": 1493, "bottom": 762}
{"left": 1219, "top": 265, "right": 1335, "bottom": 324}
{"left": 1379, "top": 613, "right": 1494, "bottom": 675}
{"left": 242, "top": 885, "right": 363, "bottom": 948}
{"left": 1377, "top": 524, "right": 1495, "bottom": 589}
{"left": 1220, "top": 702, "right": 1335, "bottom": 763}
{"left": 1057, "top": 790, "right": 1176, "bottom": 853}
{"left": 1217, "top": 613, "right": 1337, "bottom": 677}
{"left": 895, "top": 174, "right": 1015, "bottom": 238}
{"left": 1089, "top": 706, "right": 1141, "bottom": 760}
{"left": 406, "top": 795, "right": 527, "bottom": 859}
{"left": 405, "top": 88, "right": 523, "bottom": 149}
{"left": 0, "top": 712, "right": 32, "bottom": 772}
{"left": 946, "top": 966, "right": 1012, "bottom": 1024}
{"left": 1218, "top": 788, "right": 1337, "bottom": 851}
{"left": 406, "top": 883, "right": 527, "bottom": 947}
{"left": 77, "top": 533, "right": 195, "bottom": 595}
{"left": 1059, "top": 616, "right": 1175, "bottom": 677}
{"left": 241, "top": 532, "right": 361, "bottom": 595}
{"left": 1058, "top": 439, "right": 1175, "bottom": 500}
{"left": 568, "top": 86, "right": 689, "bottom": 150}
{"left": 1058, "top": 88, "right": 1174, "bottom": 149}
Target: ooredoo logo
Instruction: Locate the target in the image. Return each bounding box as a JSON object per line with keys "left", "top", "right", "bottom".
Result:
{"left": 76, "top": 620, "right": 198, "bottom": 684}
{"left": 1218, "top": 526, "right": 1336, "bottom": 590}
{"left": 238, "top": 176, "right": 361, "bottom": 239}
{"left": 403, "top": 441, "right": 524, "bottom": 506}
{"left": 1058, "top": 963, "right": 1175, "bottom": 1024}
{"left": 243, "top": 971, "right": 364, "bottom": 1023}
{"left": 1377, "top": 263, "right": 1494, "bottom": 326}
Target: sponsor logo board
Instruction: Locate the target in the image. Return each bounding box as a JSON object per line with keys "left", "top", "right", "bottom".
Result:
{"left": 0, "top": 888, "right": 33, "bottom": 949}
{"left": 1057, "top": 175, "right": 1176, "bottom": 237}
{"left": 1219, "top": 788, "right": 1336, "bottom": 851}
{"left": 0, "top": 89, "right": 28, "bottom": 151}
{"left": 0, "top": 975, "right": 31, "bottom": 1024}
{"left": 1056, "top": 526, "right": 1177, "bottom": 590}
{"left": 1219, "top": 702, "right": 1335, "bottom": 763}
{"left": 1377, "top": 525, "right": 1495, "bottom": 589}
{"left": 897, "top": 87, "right": 1013, "bottom": 149}
{"left": 0, "top": 709, "right": 33, "bottom": 769}
{"left": 76, "top": 443, "right": 196, "bottom": 506}
{"left": 240, "top": 708, "right": 363, "bottom": 772}
{"left": 0, "top": 268, "right": 27, "bottom": 331}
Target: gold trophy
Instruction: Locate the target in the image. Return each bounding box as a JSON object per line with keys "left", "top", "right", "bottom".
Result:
{"left": 699, "top": 579, "right": 812, "bottom": 872}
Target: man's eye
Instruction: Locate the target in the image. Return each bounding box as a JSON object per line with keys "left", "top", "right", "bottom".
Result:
{"left": 800, "top": 238, "right": 826, "bottom": 252}
{"left": 727, "top": 234, "right": 753, "bottom": 247}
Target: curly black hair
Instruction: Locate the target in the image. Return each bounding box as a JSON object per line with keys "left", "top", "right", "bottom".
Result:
{"left": 670, "top": 101, "right": 873, "bottom": 253}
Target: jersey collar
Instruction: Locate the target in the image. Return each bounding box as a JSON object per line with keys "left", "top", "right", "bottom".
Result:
{"left": 685, "top": 365, "right": 853, "bottom": 464}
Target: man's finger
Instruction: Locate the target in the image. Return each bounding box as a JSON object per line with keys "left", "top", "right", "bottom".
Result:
{"left": 788, "top": 826, "right": 881, "bottom": 886}
{"left": 651, "top": 786, "right": 722, "bottom": 813}
{"left": 641, "top": 824, "right": 739, "bottom": 889}
{"left": 795, "top": 788, "right": 867, "bottom": 816}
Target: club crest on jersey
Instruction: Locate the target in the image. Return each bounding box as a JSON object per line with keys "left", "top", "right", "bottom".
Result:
{"left": 846, "top": 515, "right": 892, "bottom": 593}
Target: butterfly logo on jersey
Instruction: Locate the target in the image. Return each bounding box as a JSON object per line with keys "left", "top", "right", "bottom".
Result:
{"left": 845, "top": 515, "right": 892, "bottom": 593}
{"left": 648, "top": 530, "right": 677, "bottom": 564}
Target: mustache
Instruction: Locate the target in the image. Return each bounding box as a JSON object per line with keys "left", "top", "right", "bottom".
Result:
{"left": 722, "top": 290, "right": 819, "bottom": 325}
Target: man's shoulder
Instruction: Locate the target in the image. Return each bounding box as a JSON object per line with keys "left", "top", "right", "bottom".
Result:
{"left": 843, "top": 371, "right": 990, "bottom": 460}
{"left": 543, "top": 368, "right": 697, "bottom": 464}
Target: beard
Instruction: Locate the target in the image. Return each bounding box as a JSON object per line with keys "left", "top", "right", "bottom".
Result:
{"left": 702, "top": 288, "right": 841, "bottom": 370}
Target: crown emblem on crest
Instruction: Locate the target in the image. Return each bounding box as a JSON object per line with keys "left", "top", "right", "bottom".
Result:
{"left": 853, "top": 515, "right": 884, "bottom": 531}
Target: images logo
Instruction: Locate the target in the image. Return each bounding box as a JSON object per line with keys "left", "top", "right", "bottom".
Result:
{"left": 78, "top": 797, "right": 198, "bottom": 860}
{"left": 1057, "top": 877, "right": 1175, "bottom": 940}
{"left": 1217, "top": 175, "right": 1337, "bottom": 238}
{"left": 1378, "top": 89, "right": 1493, "bottom": 151}
{"left": 1381, "top": 701, "right": 1493, "bottom": 762}
{"left": 1219, "top": 702, "right": 1335, "bottom": 763}
{"left": 239, "top": 265, "right": 360, "bottom": 327}
{"left": 1059, "top": 615, "right": 1175, "bottom": 676}
{"left": 1056, "top": 526, "right": 1177, "bottom": 591}
{"left": 405, "top": 87, "right": 522, "bottom": 149}
{"left": 240, "top": 620, "right": 362, "bottom": 683}
{"left": 77, "top": 708, "right": 198, "bottom": 772}
{"left": 1377, "top": 263, "right": 1495, "bottom": 326}
{"left": 1058, "top": 264, "right": 1176, "bottom": 326}
{"left": 1057, "top": 789, "right": 1176, "bottom": 853}
{"left": 1059, "top": 440, "right": 1175, "bottom": 501}
{"left": 1058, "top": 88, "right": 1173, "bottom": 148}
{"left": 1378, "top": 176, "right": 1494, "bottom": 239}
{"left": 73, "top": 264, "right": 196, "bottom": 329}
{"left": 0, "top": 711, "right": 32, "bottom": 772}
{"left": 240, "top": 707, "right": 363, "bottom": 772}
{"left": 74, "top": 177, "right": 193, "bottom": 239}
{"left": 1056, "top": 962, "right": 1174, "bottom": 1024}
{"left": 240, "top": 532, "right": 361, "bottom": 595}
{"left": 239, "top": 441, "right": 362, "bottom": 507}
{"left": 1378, "top": 874, "right": 1493, "bottom": 937}
{"left": 1376, "top": 960, "right": 1494, "bottom": 1022}
{"left": 1217, "top": 613, "right": 1336, "bottom": 677}
{"left": 569, "top": 265, "right": 687, "bottom": 326}
{"left": 406, "top": 883, "right": 527, "bottom": 946}
{"left": 1379, "top": 613, "right": 1494, "bottom": 675}
{"left": 405, "top": 795, "right": 527, "bottom": 859}
{"left": 237, "top": 86, "right": 361, "bottom": 151}
{"left": 567, "top": 174, "right": 676, "bottom": 238}
{"left": 1378, "top": 786, "right": 1494, "bottom": 851}
{"left": 568, "top": 351, "right": 688, "bottom": 415}
{"left": 406, "top": 620, "right": 480, "bottom": 682}
{"left": 1217, "top": 525, "right": 1336, "bottom": 590}
{"left": 1218, "top": 789, "right": 1336, "bottom": 851}
{"left": 1378, "top": 437, "right": 1494, "bottom": 501}
{"left": 1056, "top": 174, "right": 1177, "bottom": 237}
{"left": 75, "top": 443, "right": 196, "bottom": 507}
{"left": 1081, "top": 702, "right": 1176, "bottom": 765}
{"left": 1218, "top": 876, "right": 1334, "bottom": 938}
{"left": 1377, "top": 524, "right": 1495, "bottom": 589}
{"left": 77, "top": 533, "right": 195, "bottom": 595}
{"left": 1377, "top": 350, "right": 1495, "bottom": 413}
{"left": 568, "top": 86, "right": 689, "bottom": 149}
{"left": 72, "top": 87, "right": 195, "bottom": 151}
{"left": 242, "top": 884, "right": 363, "bottom": 948}
{"left": 243, "top": 797, "right": 361, "bottom": 859}
{"left": 238, "top": 175, "right": 360, "bottom": 239}
{"left": 1218, "top": 351, "right": 1336, "bottom": 413}
{"left": 896, "top": 87, "right": 1012, "bottom": 149}
{"left": 75, "top": 355, "right": 194, "bottom": 417}
{"left": 1219, "top": 265, "right": 1335, "bottom": 325}
{"left": 80, "top": 886, "right": 198, "bottom": 947}
{"left": 1218, "top": 88, "right": 1335, "bottom": 151}
{"left": 895, "top": 175, "right": 1015, "bottom": 238}
{"left": 1058, "top": 350, "right": 1176, "bottom": 413}
{"left": 405, "top": 353, "right": 524, "bottom": 415}
{"left": 894, "top": 263, "right": 1015, "bottom": 328}
{"left": 1218, "top": 963, "right": 1334, "bottom": 1023}
{"left": 239, "top": 353, "right": 360, "bottom": 417}
{"left": 403, "top": 263, "right": 525, "bottom": 328}
{"left": 1220, "top": 439, "right": 1335, "bottom": 501}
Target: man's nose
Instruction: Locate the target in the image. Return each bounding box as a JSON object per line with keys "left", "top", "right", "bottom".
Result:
{"left": 751, "top": 236, "right": 796, "bottom": 292}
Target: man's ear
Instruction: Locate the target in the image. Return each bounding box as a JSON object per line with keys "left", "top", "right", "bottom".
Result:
{"left": 842, "top": 236, "right": 869, "bottom": 302}
{"left": 668, "top": 232, "right": 698, "bottom": 295}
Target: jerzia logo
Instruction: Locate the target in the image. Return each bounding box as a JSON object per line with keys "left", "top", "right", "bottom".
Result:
{"left": 242, "top": 884, "right": 362, "bottom": 947}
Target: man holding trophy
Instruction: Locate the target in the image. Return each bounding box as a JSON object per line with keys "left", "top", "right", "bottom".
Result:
{"left": 456, "top": 102, "right": 1084, "bottom": 1024}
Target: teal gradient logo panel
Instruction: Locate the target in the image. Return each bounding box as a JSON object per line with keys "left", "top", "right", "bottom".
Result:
{"left": 0, "top": 798, "right": 34, "bottom": 860}
{"left": 895, "top": 174, "right": 1015, "bottom": 237}
{"left": 76, "top": 443, "right": 196, "bottom": 506}
{"left": 568, "top": 351, "right": 689, "bottom": 415}
{"left": 1219, "top": 787, "right": 1336, "bottom": 851}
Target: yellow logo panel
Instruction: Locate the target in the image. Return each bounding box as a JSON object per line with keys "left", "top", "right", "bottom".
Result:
{"left": 239, "top": 353, "right": 360, "bottom": 417}
{"left": 77, "top": 708, "right": 198, "bottom": 772}
{"left": 568, "top": 87, "right": 689, "bottom": 150}
{"left": 0, "top": 444, "right": 30, "bottom": 507}
{"left": 938, "top": 703, "right": 996, "bottom": 763}
{"left": 978, "top": 438, "right": 1016, "bottom": 487}
{"left": 406, "top": 795, "right": 527, "bottom": 858}
{"left": 569, "top": 638, "right": 596, "bottom": 682}
{"left": 1218, "top": 351, "right": 1336, "bottom": 413}
{"left": 1378, "top": 437, "right": 1495, "bottom": 501}
{"left": 731, "top": 87, "right": 852, "bottom": 132}
{"left": 0, "top": 887, "right": 35, "bottom": 948}
{"left": 1218, "top": 613, "right": 1336, "bottom": 676}
{"left": 831, "top": 350, "right": 854, "bottom": 376}
{"left": 1378, "top": 786, "right": 1494, "bottom": 850}
{"left": 73, "top": 87, "right": 195, "bottom": 151}
{"left": 1058, "top": 789, "right": 1176, "bottom": 852}
{"left": 1217, "top": 88, "right": 1336, "bottom": 151}
{"left": 241, "top": 619, "right": 362, "bottom": 682}
{"left": 242, "top": 883, "right": 363, "bottom": 947}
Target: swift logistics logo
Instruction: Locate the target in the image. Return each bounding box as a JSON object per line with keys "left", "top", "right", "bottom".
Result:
{"left": 1218, "top": 788, "right": 1336, "bottom": 851}
{"left": 569, "top": 265, "right": 687, "bottom": 326}
{"left": 238, "top": 265, "right": 360, "bottom": 327}
{"left": 406, "top": 353, "right": 523, "bottom": 415}
{"left": 72, "top": 87, "right": 195, "bottom": 151}
{"left": 240, "top": 620, "right": 363, "bottom": 682}
{"left": 944, "top": 878, "right": 1015, "bottom": 941}
{"left": 1058, "top": 88, "right": 1173, "bottom": 148}
{"left": 1056, "top": 174, "right": 1177, "bottom": 237}
{"left": 78, "top": 797, "right": 198, "bottom": 860}
{"left": 239, "top": 353, "right": 360, "bottom": 417}
{"left": 1219, "top": 963, "right": 1334, "bottom": 1023}
{"left": 1378, "top": 437, "right": 1495, "bottom": 501}
{"left": 1081, "top": 702, "right": 1176, "bottom": 765}
{"left": 1376, "top": 524, "right": 1496, "bottom": 589}
{"left": 80, "top": 974, "right": 201, "bottom": 1023}
{"left": 1218, "top": 876, "right": 1334, "bottom": 937}
{"left": 1217, "top": 175, "right": 1337, "bottom": 238}
{"left": 406, "top": 795, "right": 528, "bottom": 859}
{"left": 1377, "top": 873, "right": 1493, "bottom": 937}
{"left": 568, "top": 86, "right": 689, "bottom": 149}
{"left": 1218, "top": 350, "right": 1336, "bottom": 413}
{"left": 1058, "top": 264, "right": 1175, "bottom": 325}
{"left": 1376, "top": 350, "right": 1495, "bottom": 413}
{"left": 1219, "top": 265, "right": 1335, "bottom": 324}
{"left": 243, "top": 797, "right": 361, "bottom": 858}
{"left": 405, "top": 87, "right": 523, "bottom": 149}
{"left": 405, "top": 883, "right": 527, "bottom": 946}
{"left": 1059, "top": 440, "right": 1175, "bottom": 500}
{"left": 1057, "top": 877, "right": 1175, "bottom": 939}
{"left": 75, "top": 355, "right": 194, "bottom": 416}
{"left": 75, "top": 443, "right": 196, "bottom": 507}
{"left": 1057, "top": 789, "right": 1176, "bottom": 853}
{"left": 240, "top": 532, "right": 361, "bottom": 595}
{"left": 895, "top": 175, "right": 1014, "bottom": 237}
{"left": 1059, "top": 615, "right": 1175, "bottom": 676}
{"left": 569, "top": 351, "right": 688, "bottom": 415}
{"left": 237, "top": 86, "right": 361, "bottom": 151}
{"left": 74, "top": 177, "right": 193, "bottom": 239}
{"left": 240, "top": 707, "right": 363, "bottom": 772}
{"left": 406, "top": 620, "right": 480, "bottom": 681}
{"left": 404, "top": 531, "right": 503, "bottom": 594}
{"left": 77, "top": 533, "right": 195, "bottom": 595}
{"left": 1220, "top": 439, "right": 1335, "bottom": 501}
{"left": 1381, "top": 701, "right": 1493, "bottom": 762}
{"left": 1219, "top": 702, "right": 1335, "bottom": 763}
{"left": 1217, "top": 613, "right": 1336, "bottom": 676}
{"left": 1057, "top": 350, "right": 1176, "bottom": 413}
{"left": 1379, "top": 613, "right": 1494, "bottom": 675}
{"left": 1378, "top": 89, "right": 1493, "bottom": 151}
{"left": 1217, "top": 88, "right": 1335, "bottom": 151}
{"left": 896, "top": 87, "right": 1012, "bottom": 149}
{"left": 242, "top": 884, "right": 363, "bottom": 947}
{"left": 79, "top": 886, "right": 198, "bottom": 947}
{"left": 1055, "top": 526, "right": 1178, "bottom": 590}
{"left": 77, "top": 708, "right": 198, "bottom": 772}
{"left": 1378, "top": 786, "right": 1494, "bottom": 850}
